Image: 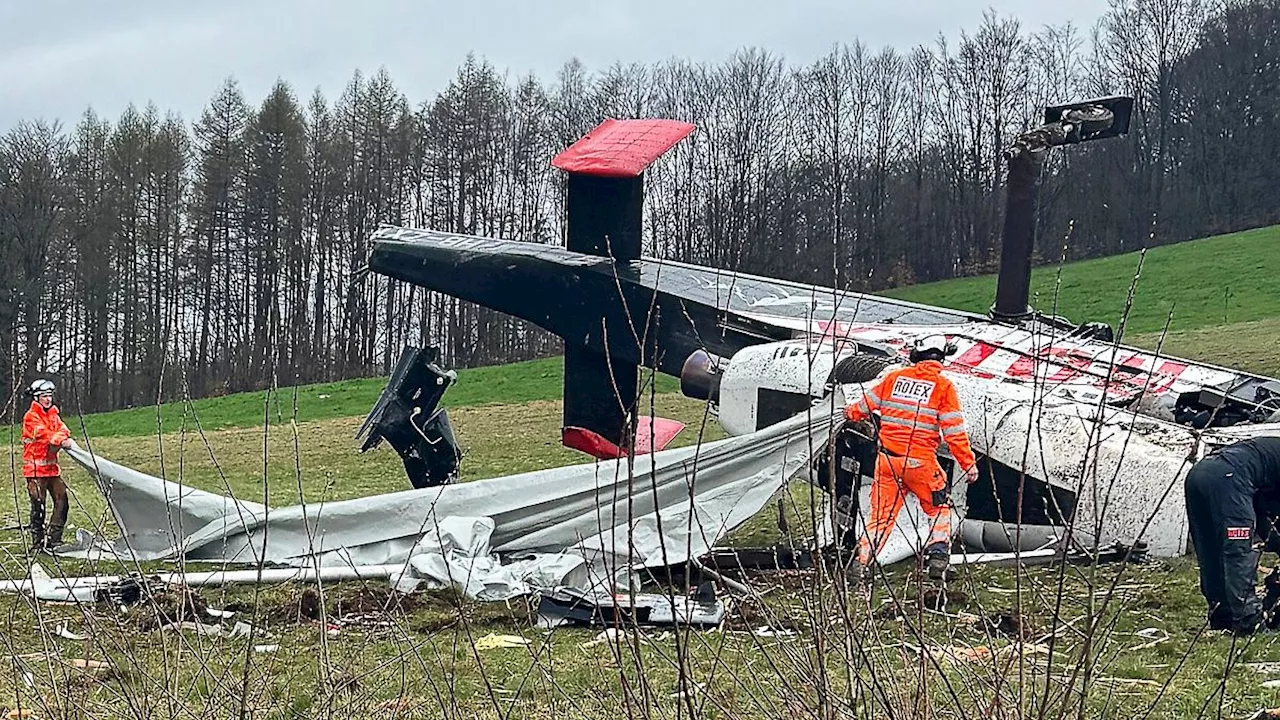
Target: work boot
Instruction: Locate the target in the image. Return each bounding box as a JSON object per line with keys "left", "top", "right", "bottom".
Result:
{"left": 28, "top": 497, "right": 46, "bottom": 554}
{"left": 923, "top": 542, "right": 950, "bottom": 582}
{"left": 46, "top": 478, "right": 68, "bottom": 552}
{"left": 45, "top": 523, "right": 64, "bottom": 552}
{"left": 1209, "top": 605, "right": 1234, "bottom": 631}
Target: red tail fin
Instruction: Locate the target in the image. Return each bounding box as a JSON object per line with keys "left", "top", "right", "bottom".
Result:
{"left": 634, "top": 416, "right": 685, "bottom": 454}
{"left": 562, "top": 416, "right": 686, "bottom": 460}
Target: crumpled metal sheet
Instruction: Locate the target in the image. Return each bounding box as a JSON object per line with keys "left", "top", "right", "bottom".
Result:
{"left": 384, "top": 516, "right": 592, "bottom": 600}
{"left": 953, "top": 376, "right": 1198, "bottom": 557}
{"left": 59, "top": 398, "right": 841, "bottom": 599}
{"left": 5, "top": 518, "right": 590, "bottom": 604}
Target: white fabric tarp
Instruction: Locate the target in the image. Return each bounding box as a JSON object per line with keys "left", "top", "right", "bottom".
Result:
{"left": 6, "top": 517, "right": 590, "bottom": 603}
{"left": 53, "top": 397, "right": 842, "bottom": 600}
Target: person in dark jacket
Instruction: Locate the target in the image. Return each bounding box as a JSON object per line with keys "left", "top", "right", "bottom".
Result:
{"left": 1184, "top": 435, "right": 1280, "bottom": 635}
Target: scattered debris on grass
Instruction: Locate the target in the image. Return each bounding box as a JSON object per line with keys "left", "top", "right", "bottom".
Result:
{"left": 160, "top": 620, "right": 257, "bottom": 638}
{"left": 53, "top": 622, "right": 87, "bottom": 641}
{"left": 132, "top": 584, "right": 211, "bottom": 630}
{"left": 749, "top": 625, "right": 797, "bottom": 638}
{"left": 984, "top": 611, "right": 1037, "bottom": 641}
{"left": 1129, "top": 626, "right": 1169, "bottom": 651}
{"left": 474, "top": 633, "right": 531, "bottom": 650}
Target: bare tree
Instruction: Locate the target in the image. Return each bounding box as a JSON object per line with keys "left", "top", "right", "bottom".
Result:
{"left": 0, "top": 1, "right": 1277, "bottom": 410}
{"left": 792, "top": 44, "right": 866, "bottom": 287}
{"left": 0, "top": 120, "right": 71, "bottom": 396}
{"left": 1098, "top": 0, "right": 1209, "bottom": 235}
{"left": 245, "top": 81, "right": 308, "bottom": 386}
{"left": 65, "top": 111, "right": 116, "bottom": 411}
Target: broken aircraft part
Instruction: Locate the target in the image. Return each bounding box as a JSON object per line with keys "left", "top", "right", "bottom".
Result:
{"left": 356, "top": 345, "right": 462, "bottom": 489}
{"left": 537, "top": 584, "right": 726, "bottom": 629}
{"left": 958, "top": 519, "right": 1098, "bottom": 554}
{"left": 556, "top": 119, "right": 693, "bottom": 458}
{"left": 991, "top": 95, "right": 1134, "bottom": 322}
{"left": 1, "top": 559, "right": 410, "bottom": 604}
{"left": 53, "top": 397, "right": 842, "bottom": 600}
{"left": 949, "top": 540, "right": 1148, "bottom": 569}
{"left": 364, "top": 103, "right": 1280, "bottom": 560}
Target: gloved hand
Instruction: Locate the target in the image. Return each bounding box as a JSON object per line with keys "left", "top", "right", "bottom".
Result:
{"left": 846, "top": 419, "right": 877, "bottom": 441}
{"left": 61, "top": 437, "right": 78, "bottom": 451}
{"left": 962, "top": 464, "right": 979, "bottom": 484}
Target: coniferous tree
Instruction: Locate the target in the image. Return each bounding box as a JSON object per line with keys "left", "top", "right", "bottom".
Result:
{"left": 1, "top": 1, "right": 1278, "bottom": 411}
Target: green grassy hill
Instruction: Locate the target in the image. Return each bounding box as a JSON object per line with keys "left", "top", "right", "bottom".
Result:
{"left": 884, "top": 224, "right": 1280, "bottom": 335}
{"left": 54, "top": 356, "right": 680, "bottom": 439}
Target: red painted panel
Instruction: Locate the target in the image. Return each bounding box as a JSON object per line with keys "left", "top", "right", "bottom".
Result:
{"left": 634, "top": 416, "right": 685, "bottom": 454}
{"left": 953, "top": 342, "right": 997, "bottom": 369}
{"left": 551, "top": 119, "right": 696, "bottom": 177}
{"left": 562, "top": 426, "right": 625, "bottom": 459}
{"left": 562, "top": 416, "right": 686, "bottom": 459}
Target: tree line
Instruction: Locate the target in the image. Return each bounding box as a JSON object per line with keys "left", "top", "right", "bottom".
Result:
{"left": 1, "top": 0, "right": 1275, "bottom": 414}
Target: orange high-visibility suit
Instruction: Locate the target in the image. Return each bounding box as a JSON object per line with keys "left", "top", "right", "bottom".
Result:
{"left": 844, "top": 358, "right": 977, "bottom": 565}
{"left": 22, "top": 400, "right": 72, "bottom": 549}
{"left": 23, "top": 400, "right": 70, "bottom": 478}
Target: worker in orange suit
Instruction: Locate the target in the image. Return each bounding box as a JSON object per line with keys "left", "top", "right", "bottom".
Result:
{"left": 22, "top": 379, "right": 75, "bottom": 552}
{"left": 843, "top": 335, "right": 979, "bottom": 581}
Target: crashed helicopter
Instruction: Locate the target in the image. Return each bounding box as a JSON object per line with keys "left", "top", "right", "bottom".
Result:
{"left": 361, "top": 95, "right": 1280, "bottom": 561}
{"left": 23, "top": 96, "right": 1280, "bottom": 611}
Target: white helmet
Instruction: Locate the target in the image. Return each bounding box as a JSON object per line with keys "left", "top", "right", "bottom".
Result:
{"left": 910, "top": 335, "right": 956, "bottom": 362}
{"left": 28, "top": 379, "right": 54, "bottom": 397}
{"left": 915, "top": 335, "right": 949, "bottom": 353}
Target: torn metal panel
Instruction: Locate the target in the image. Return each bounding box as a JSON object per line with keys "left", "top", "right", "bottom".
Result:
{"left": 0, "top": 559, "right": 409, "bottom": 603}
{"left": 537, "top": 585, "right": 726, "bottom": 629}
{"left": 356, "top": 345, "right": 462, "bottom": 489}
{"left": 952, "top": 375, "right": 1199, "bottom": 557}
{"left": 57, "top": 397, "right": 842, "bottom": 600}
{"left": 73, "top": 451, "right": 267, "bottom": 560}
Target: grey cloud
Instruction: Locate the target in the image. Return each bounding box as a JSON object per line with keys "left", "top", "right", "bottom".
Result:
{"left": 0, "top": 0, "right": 1113, "bottom": 131}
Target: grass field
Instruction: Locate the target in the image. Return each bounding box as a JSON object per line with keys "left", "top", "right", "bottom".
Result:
{"left": 886, "top": 224, "right": 1280, "bottom": 336}
{"left": 1, "top": 226, "right": 1280, "bottom": 718}
{"left": 45, "top": 356, "right": 682, "bottom": 439}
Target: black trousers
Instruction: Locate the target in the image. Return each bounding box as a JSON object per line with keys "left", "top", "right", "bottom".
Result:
{"left": 1184, "top": 456, "right": 1263, "bottom": 633}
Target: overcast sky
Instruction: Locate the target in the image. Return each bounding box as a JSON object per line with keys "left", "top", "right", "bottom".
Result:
{"left": 0, "top": 0, "right": 1114, "bottom": 131}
